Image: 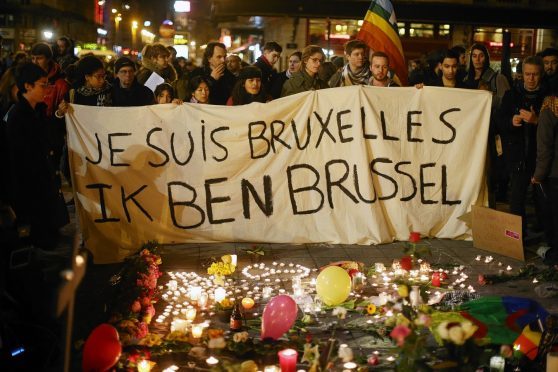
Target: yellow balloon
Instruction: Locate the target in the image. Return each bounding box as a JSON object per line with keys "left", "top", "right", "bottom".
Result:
{"left": 316, "top": 266, "right": 351, "bottom": 306}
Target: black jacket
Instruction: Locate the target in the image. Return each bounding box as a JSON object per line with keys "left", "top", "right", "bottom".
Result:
{"left": 189, "top": 65, "right": 236, "bottom": 105}
{"left": 112, "top": 79, "right": 154, "bottom": 107}
{"left": 5, "top": 94, "right": 69, "bottom": 236}
{"left": 254, "top": 56, "right": 277, "bottom": 96}
{"left": 497, "top": 82, "right": 547, "bottom": 170}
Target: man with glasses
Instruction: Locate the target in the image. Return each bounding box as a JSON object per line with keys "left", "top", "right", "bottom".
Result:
{"left": 112, "top": 57, "right": 154, "bottom": 106}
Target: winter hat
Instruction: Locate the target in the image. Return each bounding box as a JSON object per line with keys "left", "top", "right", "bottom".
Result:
{"left": 114, "top": 56, "right": 136, "bottom": 73}
{"left": 31, "top": 42, "right": 53, "bottom": 59}
{"left": 239, "top": 66, "right": 262, "bottom": 80}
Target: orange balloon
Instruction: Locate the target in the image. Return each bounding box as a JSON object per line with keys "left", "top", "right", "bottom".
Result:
{"left": 241, "top": 297, "right": 255, "bottom": 310}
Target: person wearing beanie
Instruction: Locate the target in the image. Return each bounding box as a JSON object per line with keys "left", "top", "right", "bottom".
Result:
{"left": 112, "top": 56, "right": 154, "bottom": 106}
{"left": 227, "top": 66, "right": 268, "bottom": 105}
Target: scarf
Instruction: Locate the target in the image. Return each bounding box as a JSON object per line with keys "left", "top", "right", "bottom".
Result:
{"left": 541, "top": 96, "right": 558, "bottom": 117}
{"left": 341, "top": 63, "right": 371, "bottom": 86}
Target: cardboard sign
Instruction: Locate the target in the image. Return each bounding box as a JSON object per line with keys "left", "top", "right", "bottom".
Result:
{"left": 472, "top": 206, "right": 524, "bottom": 261}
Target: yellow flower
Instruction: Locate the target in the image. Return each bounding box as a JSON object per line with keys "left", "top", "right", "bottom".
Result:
{"left": 222, "top": 255, "right": 232, "bottom": 264}
{"left": 138, "top": 333, "right": 162, "bottom": 347}
{"left": 397, "top": 284, "right": 409, "bottom": 298}
{"left": 240, "top": 360, "right": 258, "bottom": 372}
{"left": 367, "top": 304, "right": 376, "bottom": 315}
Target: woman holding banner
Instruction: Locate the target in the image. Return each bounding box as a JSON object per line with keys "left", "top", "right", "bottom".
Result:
{"left": 227, "top": 66, "right": 268, "bottom": 106}
{"left": 280, "top": 45, "right": 328, "bottom": 97}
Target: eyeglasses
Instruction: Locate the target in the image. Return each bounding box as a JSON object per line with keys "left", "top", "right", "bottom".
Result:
{"left": 309, "top": 57, "right": 324, "bottom": 64}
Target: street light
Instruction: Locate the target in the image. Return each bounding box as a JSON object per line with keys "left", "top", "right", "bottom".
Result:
{"left": 43, "top": 30, "right": 53, "bottom": 40}
{"left": 131, "top": 20, "right": 138, "bottom": 49}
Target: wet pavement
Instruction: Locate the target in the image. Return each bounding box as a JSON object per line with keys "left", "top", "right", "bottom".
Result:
{"left": 4, "top": 198, "right": 556, "bottom": 371}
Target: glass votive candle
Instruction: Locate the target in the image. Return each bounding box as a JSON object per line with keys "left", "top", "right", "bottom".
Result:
{"left": 185, "top": 307, "right": 197, "bottom": 321}
{"left": 278, "top": 348, "right": 298, "bottom": 372}
{"left": 191, "top": 324, "right": 203, "bottom": 339}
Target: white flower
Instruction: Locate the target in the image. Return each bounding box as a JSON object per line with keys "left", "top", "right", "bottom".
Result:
{"left": 208, "top": 336, "right": 226, "bottom": 349}
{"left": 233, "top": 331, "right": 249, "bottom": 343}
{"left": 332, "top": 307, "right": 347, "bottom": 319}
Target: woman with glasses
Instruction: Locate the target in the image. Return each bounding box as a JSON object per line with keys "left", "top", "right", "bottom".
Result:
{"left": 56, "top": 55, "right": 112, "bottom": 111}
{"left": 281, "top": 45, "right": 328, "bottom": 97}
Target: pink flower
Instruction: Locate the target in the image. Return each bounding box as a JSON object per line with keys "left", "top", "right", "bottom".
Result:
{"left": 478, "top": 274, "right": 487, "bottom": 286}
{"left": 135, "top": 321, "right": 148, "bottom": 339}
{"left": 390, "top": 324, "right": 412, "bottom": 347}
{"left": 143, "top": 304, "right": 155, "bottom": 317}
{"left": 141, "top": 296, "right": 152, "bottom": 308}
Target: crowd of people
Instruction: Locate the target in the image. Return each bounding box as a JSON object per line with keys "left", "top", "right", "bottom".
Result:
{"left": 0, "top": 36, "right": 557, "bottom": 266}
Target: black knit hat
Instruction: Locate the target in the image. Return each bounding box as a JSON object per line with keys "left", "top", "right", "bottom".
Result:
{"left": 239, "top": 66, "right": 262, "bottom": 80}
{"left": 114, "top": 56, "right": 136, "bottom": 73}
{"left": 31, "top": 42, "right": 53, "bottom": 59}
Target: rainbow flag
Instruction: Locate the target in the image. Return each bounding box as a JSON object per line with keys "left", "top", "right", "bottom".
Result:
{"left": 357, "top": 0, "right": 408, "bottom": 85}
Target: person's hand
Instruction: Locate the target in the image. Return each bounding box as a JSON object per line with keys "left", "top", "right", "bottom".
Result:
{"left": 210, "top": 64, "right": 225, "bottom": 80}
{"left": 415, "top": 83, "right": 424, "bottom": 89}
{"left": 519, "top": 106, "right": 538, "bottom": 124}
{"left": 512, "top": 114, "right": 523, "bottom": 127}
{"left": 531, "top": 176, "right": 540, "bottom": 184}
{"left": 55, "top": 100, "right": 70, "bottom": 118}
{"left": 171, "top": 98, "right": 183, "bottom": 105}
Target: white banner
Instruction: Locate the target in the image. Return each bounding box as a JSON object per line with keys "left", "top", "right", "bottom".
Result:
{"left": 66, "top": 86, "right": 491, "bottom": 263}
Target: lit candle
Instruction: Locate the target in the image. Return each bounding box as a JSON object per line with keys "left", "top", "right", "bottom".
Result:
{"left": 241, "top": 297, "right": 255, "bottom": 310}
{"left": 190, "top": 286, "right": 202, "bottom": 301}
{"left": 185, "top": 307, "right": 197, "bottom": 321}
{"left": 374, "top": 262, "right": 386, "bottom": 273}
{"left": 206, "top": 356, "right": 219, "bottom": 366}
{"left": 230, "top": 254, "right": 238, "bottom": 266}
{"left": 137, "top": 359, "right": 151, "bottom": 372}
{"left": 214, "top": 287, "right": 226, "bottom": 303}
{"left": 199, "top": 292, "right": 208, "bottom": 308}
{"left": 278, "top": 348, "right": 298, "bottom": 372}
{"left": 167, "top": 280, "right": 178, "bottom": 291}
{"left": 171, "top": 319, "right": 188, "bottom": 333}
{"left": 490, "top": 356, "right": 505, "bottom": 372}
{"left": 191, "top": 324, "right": 203, "bottom": 339}
{"left": 264, "top": 366, "right": 279, "bottom": 372}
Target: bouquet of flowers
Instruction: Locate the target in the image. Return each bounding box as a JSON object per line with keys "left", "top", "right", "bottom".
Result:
{"left": 207, "top": 254, "right": 236, "bottom": 284}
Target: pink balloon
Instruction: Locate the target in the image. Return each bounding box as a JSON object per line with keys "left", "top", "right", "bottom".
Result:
{"left": 82, "top": 323, "right": 122, "bottom": 372}
{"left": 261, "top": 295, "right": 298, "bottom": 340}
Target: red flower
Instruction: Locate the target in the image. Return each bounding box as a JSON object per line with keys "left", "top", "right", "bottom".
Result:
{"left": 478, "top": 274, "right": 487, "bottom": 286}
{"left": 390, "top": 325, "right": 412, "bottom": 347}
{"left": 400, "top": 256, "right": 413, "bottom": 271}
{"left": 409, "top": 231, "right": 421, "bottom": 243}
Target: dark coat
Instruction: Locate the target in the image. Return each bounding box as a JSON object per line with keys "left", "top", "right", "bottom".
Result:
{"left": 254, "top": 56, "right": 277, "bottom": 96}
{"left": 112, "top": 78, "right": 154, "bottom": 107}
{"left": 270, "top": 71, "right": 288, "bottom": 99}
{"left": 5, "top": 94, "right": 69, "bottom": 244}
{"left": 189, "top": 65, "right": 236, "bottom": 105}
{"left": 534, "top": 98, "right": 558, "bottom": 181}
{"left": 497, "top": 82, "right": 547, "bottom": 171}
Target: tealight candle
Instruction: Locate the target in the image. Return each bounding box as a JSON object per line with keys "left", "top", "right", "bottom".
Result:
{"left": 137, "top": 359, "right": 151, "bottom": 372}
{"left": 171, "top": 319, "right": 188, "bottom": 333}
{"left": 230, "top": 254, "right": 237, "bottom": 266}
{"left": 191, "top": 324, "right": 203, "bottom": 338}
{"left": 190, "top": 286, "right": 202, "bottom": 301}
{"left": 214, "top": 287, "right": 226, "bottom": 303}
{"left": 206, "top": 356, "right": 219, "bottom": 366}
{"left": 199, "top": 293, "right": 208, "bottom": 308}
{"left": 185, "top": 307, "right": 197, "bottom": 321}
{"left": 278, "top": 348, "right": 298, "bottom": 372}
{"left": 167, "top": 280, "right": 178, "bottom": 291}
